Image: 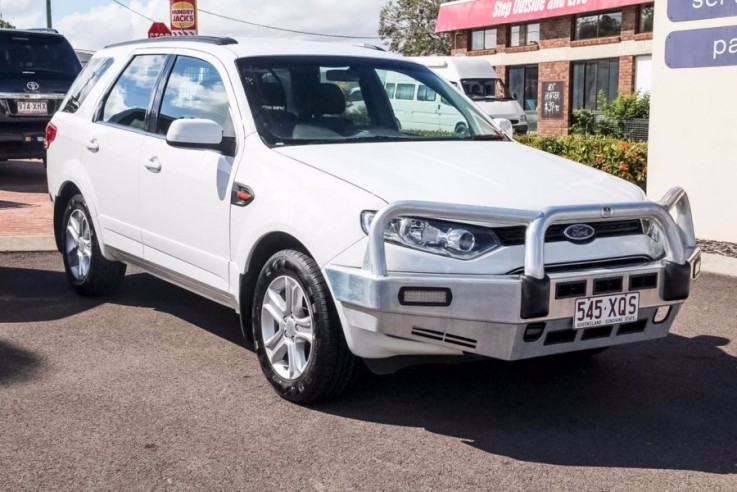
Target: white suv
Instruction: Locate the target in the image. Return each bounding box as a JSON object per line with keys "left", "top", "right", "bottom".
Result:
{"left": 47, "top": 36, "right": 701, "bottom": 403}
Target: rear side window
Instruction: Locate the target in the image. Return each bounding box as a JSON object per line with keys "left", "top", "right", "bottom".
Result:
{"left": 61, "top": 57, "right": 114, "bottom": 114}
{"left": 0, "top": 33, "right": 80, "bottom": 79}
{"left": 156, "top": 56, "right": 232, "bottom": 136}
{"left": 101, "top": 54, "right": 166, "bottom": 130}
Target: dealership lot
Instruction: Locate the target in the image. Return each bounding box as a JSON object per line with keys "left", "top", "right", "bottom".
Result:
{"left": 1, "top": 250, "right": 736, "bottom": 490}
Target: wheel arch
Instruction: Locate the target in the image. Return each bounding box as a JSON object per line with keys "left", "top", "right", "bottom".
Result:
{"left": 238, "top": 231, "right": 310, "bottom": 342}
{"left": 53, "top": 181, "right": 83, "bottom": 252}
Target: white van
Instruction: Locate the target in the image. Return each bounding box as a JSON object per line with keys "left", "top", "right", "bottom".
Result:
{"left": 381, "top": 72, "right": 469, "bottom": 135}
{"left": 411, "top": 56, "right": 528, "bottom": 134}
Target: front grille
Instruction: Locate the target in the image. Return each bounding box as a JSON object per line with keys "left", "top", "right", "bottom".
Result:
{"left": 507, "top": 256, "right": 654, "bottom": 275}
{"left": 495, "top": 219, "right": 644, "bottom": 247}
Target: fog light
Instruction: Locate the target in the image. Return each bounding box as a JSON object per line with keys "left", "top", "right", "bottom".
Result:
{"left": 653, "top": 306, "right": 671, "bottom": 324}
{"left": 398, "top": 287, "right": 452, "bottom": 306}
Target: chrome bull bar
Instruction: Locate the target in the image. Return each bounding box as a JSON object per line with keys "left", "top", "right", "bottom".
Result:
{"left": 368, "top": 187, "right": 697, "bottom": 280}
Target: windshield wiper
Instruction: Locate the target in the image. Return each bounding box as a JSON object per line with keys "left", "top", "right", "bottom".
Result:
{"left": 465, "top": 134, "right": 506, "bottom": 141}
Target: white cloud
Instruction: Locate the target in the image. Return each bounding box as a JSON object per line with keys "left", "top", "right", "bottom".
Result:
{"left": 49, "top": 0, "right": 384, "bottom": 51}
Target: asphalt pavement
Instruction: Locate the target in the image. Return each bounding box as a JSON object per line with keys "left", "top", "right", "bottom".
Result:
{"left": 1, "top": 252, "right": 736, "bottom": 490}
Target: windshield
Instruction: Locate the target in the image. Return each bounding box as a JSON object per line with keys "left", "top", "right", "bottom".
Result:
{"left": 237, "top": 56, "right": 504, "bottom": 146}
{"left": 0, "top": 33, "right": 80, "bottom": 79}
{"left": 460, "top": 78, "right": 513, "bottom": 101}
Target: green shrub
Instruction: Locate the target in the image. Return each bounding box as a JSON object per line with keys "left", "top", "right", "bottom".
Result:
{"left": 516, "top": 133, "right": 647, "bottom": 189}
{"left": 570, "top": 91, "right": 650, "bottom": 138}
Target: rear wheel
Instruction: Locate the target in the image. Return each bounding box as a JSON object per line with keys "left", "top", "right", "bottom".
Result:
{"left": 61, "top": 194, "right": 126, "bottom": 297}
{"left": 252, "top": 250, "right": 358, "bottom": 404}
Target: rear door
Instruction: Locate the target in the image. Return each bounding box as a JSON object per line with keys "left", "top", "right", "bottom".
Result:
{"left": 139, "top": 54, "right": 238, "bottom": 292}
{"left": 82, "top": 53, "right": 168, "bottom": 258}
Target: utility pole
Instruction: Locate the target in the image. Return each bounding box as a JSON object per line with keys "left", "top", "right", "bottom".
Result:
{"left": 46, "top": 0, "right": 52, "bottom": 28}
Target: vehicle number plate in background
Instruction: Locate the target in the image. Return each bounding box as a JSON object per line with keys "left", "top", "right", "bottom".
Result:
{"left": 16, "top": 101, "right": 48, "bottom": 115}
{"left": 574, "top": 292, "right": 639, "bottom": 329}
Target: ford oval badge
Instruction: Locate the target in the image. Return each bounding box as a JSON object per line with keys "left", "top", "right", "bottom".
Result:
{"left": 563, "top": 224, "right": 596, "bottom": 243}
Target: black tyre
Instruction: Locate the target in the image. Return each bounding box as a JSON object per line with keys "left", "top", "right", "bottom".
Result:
{"left": 455, "top": 122, "right": 469, "bottom": 137}
{"left": 61, "top": 194, "right": 126, "bottom": 297}
{"left": 252, "top": 250, "right": 358, "bottom": 403}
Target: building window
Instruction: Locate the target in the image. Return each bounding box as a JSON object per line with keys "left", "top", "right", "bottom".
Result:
{"left": 507, "top": 65, "right": 539, "bottom": 131}
{"left": 510, "top": 23, "right": 540, "bottom": 47}
{"left": 507, "top": 65, "right": 538, "bottom": 112}
{"left": 572, "top": 58, "right": 620, "bottom": 111}
{"left": 639, "top": 4, "right": 654, "bottom": 33}
{"left": 471, "top": 28, "right": 497, "bottom": 50}
{"left": 575, "top": 11, "right": 622, "bottom": 40}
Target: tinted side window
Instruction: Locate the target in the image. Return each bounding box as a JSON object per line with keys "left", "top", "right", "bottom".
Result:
{"left": 61, "top": 57, "right": 114, "bottom": 114}
{"left": 101, "top": 54, "right": 166, "bottom": 130}
{"left": 156, "top": 56, "right": 231, "bottom": 136}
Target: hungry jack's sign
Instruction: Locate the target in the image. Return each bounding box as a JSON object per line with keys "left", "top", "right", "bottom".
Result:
{"left": 436, "top": 0, "right": 647, "bottom": 32}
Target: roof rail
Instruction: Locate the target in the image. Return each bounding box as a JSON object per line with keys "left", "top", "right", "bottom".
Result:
{"left": 105, "top": 35, "right": 238, "bottom": 49}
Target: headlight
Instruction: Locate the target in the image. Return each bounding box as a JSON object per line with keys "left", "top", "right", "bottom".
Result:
{"left": 361, "top": 211, "right": 501, "bottom": 260}
{"left": 519, "top": 114, "right": 527, "bottom": 122}
{"left": 641, "top": 219, "right": 666, "bottom": 257}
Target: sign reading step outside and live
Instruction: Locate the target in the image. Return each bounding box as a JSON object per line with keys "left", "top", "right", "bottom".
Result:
{"left": 666, "top": 26, "right": 737, "bottom": 68}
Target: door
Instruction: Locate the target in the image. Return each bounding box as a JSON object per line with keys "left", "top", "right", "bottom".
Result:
{"left": 82, "top": 54, "right": 168, "bottom": 257}
{"left": 139, "top": 55, "right": 237, "bottom": 292}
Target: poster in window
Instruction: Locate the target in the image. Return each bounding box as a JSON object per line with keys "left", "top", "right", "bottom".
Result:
{"left": 541, "top": 81, "right": 564, "bottom": 119}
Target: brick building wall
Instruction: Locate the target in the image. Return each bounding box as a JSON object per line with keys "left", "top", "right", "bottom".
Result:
{"left": 443, "top": 3, "right": 653, "bottom": 136}
{"left": 537, "top": 61, "right": 570, "bottom": 136}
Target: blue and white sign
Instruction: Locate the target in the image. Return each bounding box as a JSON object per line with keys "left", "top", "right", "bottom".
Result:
{"left": 666, "top": 26, "right": 737, "bottom": 68}
{"left": 669, "top": 0, "right": 737, "bottom": 22}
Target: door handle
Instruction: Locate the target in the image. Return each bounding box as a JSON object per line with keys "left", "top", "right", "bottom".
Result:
{"left": 84, "top": 139, "right": 99, "bottom": 153}
{"left": 144, "top": 157, "right": 162, "bottom": 173}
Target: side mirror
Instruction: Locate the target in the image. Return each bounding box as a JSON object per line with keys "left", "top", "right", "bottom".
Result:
{"left": 166, "top": 119, "right": 225, "bottom": 152}
{"left": 494, "top": 118, "right": 515, "bottom": 139}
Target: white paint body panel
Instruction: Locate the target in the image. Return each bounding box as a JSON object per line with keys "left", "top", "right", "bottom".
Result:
{"left": 45, "top": 37, "right": 691, "bottom": 362}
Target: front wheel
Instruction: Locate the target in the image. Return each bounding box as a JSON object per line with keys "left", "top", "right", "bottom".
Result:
{"left": 61, "top": 194, "right": 126, "bottom": 297}
{"left": 252, "top": 250, "right": 358, "bottom": 404}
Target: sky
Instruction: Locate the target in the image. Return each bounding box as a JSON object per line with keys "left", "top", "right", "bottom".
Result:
{"left": 0, "top": 0, "right": 385, "bottom": 50}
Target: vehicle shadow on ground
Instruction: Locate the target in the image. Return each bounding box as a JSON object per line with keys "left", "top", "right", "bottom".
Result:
{"left": 0, "top": 340, "right": 43, "bottom": 386}
{"left": 319, "top": 334, "right": 737, "bottom": 474}
{"left": 0, "top": 265, "right": 245, "bottom": 347}
{"left": 0, "top": 160, "right": 47, "bottom": 194}
{"left": 2, "top": 263, "right": 736, "bottom": 473}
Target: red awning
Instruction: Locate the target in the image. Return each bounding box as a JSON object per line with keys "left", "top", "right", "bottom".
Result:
{"left": 436, "top": 0, "right": 647, "bottom": 33}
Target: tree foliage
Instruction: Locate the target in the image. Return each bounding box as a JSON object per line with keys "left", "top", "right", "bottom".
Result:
{"left": 0, "top": 18, "right": 16, "bottom": 29}
{"left": 379, "top": 0, "right": 450, "bottom": 56}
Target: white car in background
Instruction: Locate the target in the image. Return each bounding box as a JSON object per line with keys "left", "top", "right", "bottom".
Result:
{"left": 46, "top": 36, "right": 700, "bottom": 404}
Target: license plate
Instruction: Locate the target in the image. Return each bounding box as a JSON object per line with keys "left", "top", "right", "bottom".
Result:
{"left": 16, "top": 101, "right": 48, "bottom": 115}
{"left": 574, "top": 292, "right": 640, "bottom": 329}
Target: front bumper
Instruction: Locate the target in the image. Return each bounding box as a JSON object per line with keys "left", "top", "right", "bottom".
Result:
{"left": 326, "top": 187, "right": 700, "bottom": 360}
